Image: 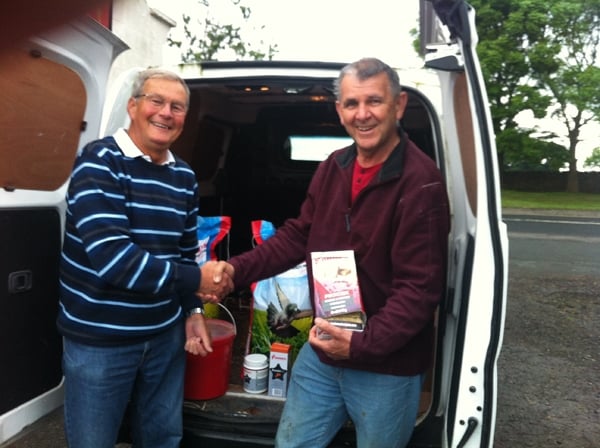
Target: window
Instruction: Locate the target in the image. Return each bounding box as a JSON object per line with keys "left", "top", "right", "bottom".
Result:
{"left": 288, "top": 136, "right": 352, "bottom": 162}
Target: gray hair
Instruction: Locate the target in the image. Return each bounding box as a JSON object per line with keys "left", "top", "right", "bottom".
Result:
{"left": 131, "top": 68, "right": 190, "bottom": 106}
{"left": 333, "top": 58, "right": 401, "bottom": 100}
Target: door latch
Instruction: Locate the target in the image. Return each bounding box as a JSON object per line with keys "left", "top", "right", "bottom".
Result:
{"left": 8, "top": 270, "right": 33, "bottom": 293}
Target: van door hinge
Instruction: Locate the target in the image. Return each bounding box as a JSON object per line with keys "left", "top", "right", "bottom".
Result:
{"left": 456, "top": 417, "right": 478, "bottom": 448}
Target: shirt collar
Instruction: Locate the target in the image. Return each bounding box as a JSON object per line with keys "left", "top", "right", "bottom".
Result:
{"left": 114, "top": 128, "right": 176, "bottom": 166}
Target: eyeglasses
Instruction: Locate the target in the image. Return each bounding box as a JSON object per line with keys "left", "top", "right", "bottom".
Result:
{"left": 134, "top": 93, "right": 187, "bottom": 115}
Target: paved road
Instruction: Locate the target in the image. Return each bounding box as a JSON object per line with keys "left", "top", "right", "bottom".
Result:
{"left": 504, "top": 207, "right": 600, "bottom": 239}
{"left": 504, "top": 209, "right": 600, "bottom": 276}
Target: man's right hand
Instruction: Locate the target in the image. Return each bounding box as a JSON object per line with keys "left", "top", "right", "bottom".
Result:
{"left": 197, "top": 261, "right": 235, "bottom": 303}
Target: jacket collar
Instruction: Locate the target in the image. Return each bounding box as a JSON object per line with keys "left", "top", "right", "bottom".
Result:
{"left": 336, "top": 127, "right": 407, "bottom": 182}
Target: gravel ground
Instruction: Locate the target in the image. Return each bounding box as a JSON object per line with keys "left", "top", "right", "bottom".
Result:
{"left": 494, "top": 270, "right": 600, "bottom": 447}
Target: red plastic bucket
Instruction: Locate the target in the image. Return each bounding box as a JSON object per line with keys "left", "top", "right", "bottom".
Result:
{"left": 184, "top": 317, "right": 236, "bottom": 400}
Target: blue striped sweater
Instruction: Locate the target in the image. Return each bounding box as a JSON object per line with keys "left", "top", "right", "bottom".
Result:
{"left": 57, "top": 131, "right": 201, "bottom": 345}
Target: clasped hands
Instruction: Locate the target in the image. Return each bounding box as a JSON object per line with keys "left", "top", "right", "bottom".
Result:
{"left": 197, "top": 260, "right": 235, "bottom": 303}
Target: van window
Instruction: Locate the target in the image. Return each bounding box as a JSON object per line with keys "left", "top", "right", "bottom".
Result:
{"left": 287, "top": 135, "right": 352, "bottom": 161}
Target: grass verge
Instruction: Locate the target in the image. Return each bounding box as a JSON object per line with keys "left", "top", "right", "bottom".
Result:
{"left": 501, "top": 190, "right": 600, "bottom": 211}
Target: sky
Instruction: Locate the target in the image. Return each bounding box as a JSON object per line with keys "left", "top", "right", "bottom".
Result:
{"left": 151, "top": 0, "right": 423, "bottom": 68}
{"left": 150, "top": 0, "right": 597, "bottom": 169}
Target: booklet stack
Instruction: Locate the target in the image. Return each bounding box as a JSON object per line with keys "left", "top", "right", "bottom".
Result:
{"left": 310, "top": 250, "right": 366, "bottom": 335}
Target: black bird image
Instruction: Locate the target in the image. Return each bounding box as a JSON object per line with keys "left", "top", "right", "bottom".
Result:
{"left": 267, "top": 281, "right": 312, "bottom": 338}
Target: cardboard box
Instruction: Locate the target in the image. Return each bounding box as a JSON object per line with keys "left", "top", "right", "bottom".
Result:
{"left": 268, "top": 342, "right": 291, "bottom": 398}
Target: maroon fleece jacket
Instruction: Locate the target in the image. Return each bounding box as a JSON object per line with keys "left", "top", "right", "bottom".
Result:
{"left": 229, "top": 135, "right": 450, "bottom": 376}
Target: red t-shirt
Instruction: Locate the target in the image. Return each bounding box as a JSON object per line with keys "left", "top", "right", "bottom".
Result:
{"left": 352, "top": 160, "right": 383, "bottom": 202}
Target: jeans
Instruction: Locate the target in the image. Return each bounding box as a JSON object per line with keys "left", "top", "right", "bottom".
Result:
{"left": 62, "top": 321, "right": 185, "bottom": 448}
{"left": 275, "top": 344, "right": 423, "bottom": 448}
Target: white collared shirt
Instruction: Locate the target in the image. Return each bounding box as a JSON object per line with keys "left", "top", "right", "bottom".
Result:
{"left": 114, "top": 128, "right": 176, "bottom": 166}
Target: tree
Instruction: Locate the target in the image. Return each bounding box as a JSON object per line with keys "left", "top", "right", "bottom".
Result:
{"left": 528, "top": 1, "right": 600, "bottom": 191}
{"left": 167, "top": 0, "right": 278, "bottom": 62}
{"left": 469, "top": 0, "right": 552, "bottom": 171}
{"left": 500, "top": 128, "right": 570, "bottom": 171}
{"left": 469, "top": 0, "right": 600, "bottom": 191}
{"left": 584, "top": 147, "right": 600, "bottom": 169}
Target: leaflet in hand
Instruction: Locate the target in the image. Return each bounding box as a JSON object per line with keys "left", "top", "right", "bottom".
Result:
{"left": 310, "top": 250, "right": 366, "bottom": 333}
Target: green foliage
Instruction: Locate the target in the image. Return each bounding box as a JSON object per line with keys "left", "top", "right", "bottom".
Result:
{"left": 499, "top": 128, "right": 570, "bottom": 171}
{"left": 470, "top": 0, "right": 600, "bottom": 182}
{"left": 410, "top": 26, "right": 420, "bottom": 57}
{"left": 584, "top": 148, "right": 600, "bottom": 169}
{"left": 472, "top": 0, "right": 551, "bottom": 132}
{"left": 250, "top": 309, "right": 309, "bottom": 364}
{"left": 167, "top": 0, "right": 278, "bottom": 62}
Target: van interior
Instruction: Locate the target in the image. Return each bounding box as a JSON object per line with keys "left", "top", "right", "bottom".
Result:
{"left": 0, "top": 52, "right": 444, "bottom": 445}
{"left": 167, "top": 71, "right": 445, "bottom": 445}
{"left": 173, "top": 74, "right": 440, "bottom": 255}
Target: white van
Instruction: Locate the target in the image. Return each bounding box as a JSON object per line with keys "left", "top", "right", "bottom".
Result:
{"left": 0, "top": 1, "right": 508, "bottom": 447}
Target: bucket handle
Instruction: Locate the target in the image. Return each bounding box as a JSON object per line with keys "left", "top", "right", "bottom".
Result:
{"left": 217, "top": 302, "right": 237, "bottom": 335}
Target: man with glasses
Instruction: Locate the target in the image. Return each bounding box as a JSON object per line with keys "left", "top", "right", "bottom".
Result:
{"left": 57, "top": 68, "right": 233, "bottom": 448}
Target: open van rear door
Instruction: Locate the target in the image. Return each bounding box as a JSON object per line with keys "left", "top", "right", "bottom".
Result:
{"left": 0, "top": 18, "right": 126, "bottom": 443}
{"left": 421, "top": 1, "right": 509, "bottom": 447}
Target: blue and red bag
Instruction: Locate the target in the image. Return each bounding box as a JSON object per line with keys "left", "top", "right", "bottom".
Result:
{"left": 195, "top": 216, "right": 232, "bottom": 266}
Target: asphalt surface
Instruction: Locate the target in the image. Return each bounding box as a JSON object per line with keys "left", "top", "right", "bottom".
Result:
{"left": 0, "top": 407, "right": 67, "bottom": 448}
{"left": 0, "top": 406, "right": 130, "bottom": 448}
{"left": 503, "top": 207, "right": 600, "bottom": 219}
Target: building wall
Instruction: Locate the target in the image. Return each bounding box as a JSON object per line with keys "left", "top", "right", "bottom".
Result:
{"left": 108, "top": 0, "right": 176, "bottom": 86}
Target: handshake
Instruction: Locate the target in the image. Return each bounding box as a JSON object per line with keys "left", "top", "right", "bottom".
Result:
{"left": 197, "top": 260, "right": 235, "bottom": 303}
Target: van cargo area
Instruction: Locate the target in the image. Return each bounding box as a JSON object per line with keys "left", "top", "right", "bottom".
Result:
{"left": 159, "top": 63, "right": 443, "bottom": 447}
{"left": 173, "top": 65, "right": 439, "bottom": 255}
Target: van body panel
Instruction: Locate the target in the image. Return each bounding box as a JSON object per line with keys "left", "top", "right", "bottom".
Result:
{"left": 0, "top": 17, "right": 126, "bottom": 444}
{"left": 0, "top": 208, "right": 62, "bottom": 415}
{"left": 426, "top": 3, "right": 508, "bottom": 447}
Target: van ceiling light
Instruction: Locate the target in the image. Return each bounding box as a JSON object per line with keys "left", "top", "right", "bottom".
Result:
{"left": 284, "top": 86, "right": 314, "bottom": 95}
{"left": 259, "top": 86, "right": 270, "bottom": 92}
{"left": 244, "top": 87, "right": 252, "bottom": 92}
{"left": 310, "top": 95, "right": 327, "bottom": 102}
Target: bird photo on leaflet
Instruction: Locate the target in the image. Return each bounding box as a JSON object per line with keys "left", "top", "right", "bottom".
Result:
{"left": 267, "top": 282, "right": 313, "bottom": 338}
{"left": 251, "top": 275, "right": 312, "bottom": 361}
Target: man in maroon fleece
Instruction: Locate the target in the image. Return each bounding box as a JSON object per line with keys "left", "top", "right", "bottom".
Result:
{"left": 214, "top": 57, "right": 450, "bottom": 448}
